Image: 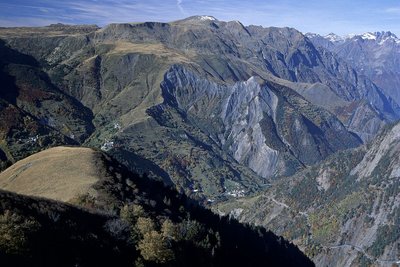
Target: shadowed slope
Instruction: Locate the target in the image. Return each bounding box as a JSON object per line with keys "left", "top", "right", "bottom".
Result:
{"left": 0, "top": 147, "right": 314, "bottom": 267}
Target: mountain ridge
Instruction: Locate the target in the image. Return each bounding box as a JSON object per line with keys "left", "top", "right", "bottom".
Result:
{"left": 0, "top": 16, "right": 399, "bottom": 266}
{"left": 0, "top": 17, "right": 398, "bottom": 200}
{"left": 306, "top": 30, "right": 400, "bottom": 108}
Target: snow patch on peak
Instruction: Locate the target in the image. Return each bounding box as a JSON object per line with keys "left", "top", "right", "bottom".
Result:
{"left": 377, "top": 32, "right": 400, "bottom": 45}
{"left": 361, "top": 32, "right": 377, "bottom": 40}
{"left": 345, "top": 33, "right": 356, "bottom": 39}
{"left": 324, "top": 33, "right": 345, "bottom": 43}
{"left": 353, "top": 31, "right": 400, "bottom": 45}
{"left": 181, "top": 15, "right": 218, "bottom": 23}
{"left": 199, "top": 15, "right": 216, "bottom": 21}
{"left": 305, "top": 32, "right": 320, "bottom": 38}
{"left": 308, "top": 30, "right": 400, "bottom": 46}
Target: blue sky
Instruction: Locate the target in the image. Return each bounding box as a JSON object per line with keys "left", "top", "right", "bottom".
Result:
{"left": 1, "top": 0, "right": 400, "bottom": 36}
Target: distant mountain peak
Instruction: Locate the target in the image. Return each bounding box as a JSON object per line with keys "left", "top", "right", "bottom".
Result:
{"left": 324, "top": 32, "right": 345, "bottom": 43}
{"left": 304, "top": 32, "right": 319, "bottom": 38}
{"left": 306, "top": 28, "right": 400, "bottom": 107}
{"left": 359, "top": 32, "right": 377, "bottom": 40}
{"left": 354, "top": 31, "right": 400, "bottom": 45}
{"left": 305, "top": 32, "right": 346, "bottom": 43}
{"left": 307, "top": 31, "right": 400, "bottom": 46}
{"left": 376, "top": 31, "right": 400, "bottom": 44}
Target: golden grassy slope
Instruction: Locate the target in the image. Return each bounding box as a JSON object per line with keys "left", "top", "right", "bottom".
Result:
{"left": 0, "top": 146, "right": 108, "bottom": 202}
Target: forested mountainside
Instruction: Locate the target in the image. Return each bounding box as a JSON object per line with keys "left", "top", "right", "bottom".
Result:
{"left": 218, "top": 122, "right": 400, "bottom": 266}
{"left": 0, "top": 146, "right": 313, "bottom": 267}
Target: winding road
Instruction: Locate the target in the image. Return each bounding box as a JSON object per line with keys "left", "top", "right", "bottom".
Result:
{"left": 267, "top": 196, "right": 400, "bottom": 265}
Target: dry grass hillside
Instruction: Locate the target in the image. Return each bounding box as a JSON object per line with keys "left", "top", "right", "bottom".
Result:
{"left": 0, "top": 146, "right": 110, "bottom": 202}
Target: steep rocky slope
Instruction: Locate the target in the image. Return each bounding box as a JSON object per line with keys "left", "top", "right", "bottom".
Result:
{"left": 218, "top": 122, "right": 400, "bottom": 266}
{"left": 1, "top": 16, "right": 399, "bottom": 267}
{"left": 92, "top": 18, "right": 399, "bottom": 142}
{"left": 0, "top": 18, "right": 398, "bottom": 200}
{"left": 160, "top": 65, "right": 360, "bottom": 178}
{"left": 306, "top": 31, "right": 400, "bottom": 107}
{"left": 0, "top": 147, "right": 314, "bottom": 267}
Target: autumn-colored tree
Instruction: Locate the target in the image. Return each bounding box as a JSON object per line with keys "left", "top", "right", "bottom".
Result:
{"left": 138, "top": 230, "right": 174, "bottom": 263}
{"left": 161, "top": 219, "right": 179, "bottom": 241}
{"left": 0, "top": 210, "right": 40, "bottom": 255}
{"left": 136, "top": 216, "right": 156, "bottom": 236}
{"left": 120, "top": 204, "right": 145, "bottom": 225}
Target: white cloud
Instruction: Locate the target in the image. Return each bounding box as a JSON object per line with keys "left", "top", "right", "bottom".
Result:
{"left": 385, "top": 7, "right": 400, "bottom": 14}
{"left": 177, "top": 0, "right": 185, "bottom": 15}
{"left": 0, "top": 17, "right": 61, "bottom": 27}
{"left": 0, "top": 0, "right": 399, "bottom": 37}
{"left": 0, "top": 0, "right": 188, "bottom": 27}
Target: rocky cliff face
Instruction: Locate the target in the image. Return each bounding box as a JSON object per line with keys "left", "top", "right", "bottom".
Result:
{"left": 161, "top": 65, "right": 360, "bottom": 179}
{"left": 0, "top": 18, "right": 397, "bottom": 200}
{"left": 218, "top": 122, "right": 400, "bottom": 266}
{"left": 4, "top": 19, "right": 398, "bottom": 140}
{"left": 1, "top": 16, "right": 399, "bottom": 267}
{"left": 91, "top": 22, "right": 400, "bottom": 143}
